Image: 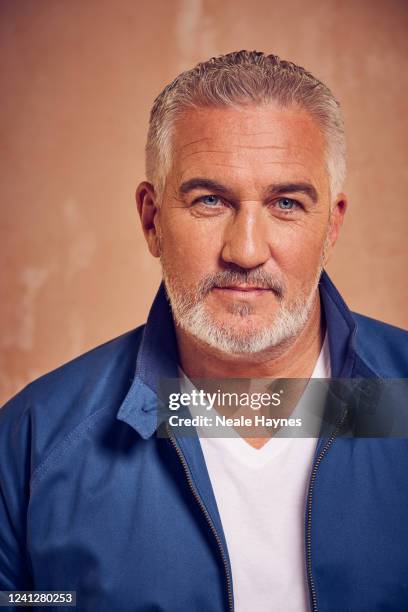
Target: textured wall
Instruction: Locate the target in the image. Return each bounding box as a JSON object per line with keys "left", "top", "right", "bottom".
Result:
{"left": 1, "top": 0, "right": 407, "bottom": 403}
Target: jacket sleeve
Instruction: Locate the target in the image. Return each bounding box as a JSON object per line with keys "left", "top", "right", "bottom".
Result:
{"left": 0, "top": 389, "right": 34, "bottom": 589}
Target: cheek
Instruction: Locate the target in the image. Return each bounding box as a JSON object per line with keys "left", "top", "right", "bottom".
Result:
{"left": 161, "top": 218, "right": 222, "bottom": 278}
{"left": 270, "top": 224, "right": 327, "bottom": 278}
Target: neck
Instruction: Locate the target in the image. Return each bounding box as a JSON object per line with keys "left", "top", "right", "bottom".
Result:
{"left": 175, "top": 294, "right": 324, "bottom": 380}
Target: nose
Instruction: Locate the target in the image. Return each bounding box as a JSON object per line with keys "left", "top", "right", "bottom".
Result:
{"left": 221, "top": 205, "right": 270, "bottom": 270}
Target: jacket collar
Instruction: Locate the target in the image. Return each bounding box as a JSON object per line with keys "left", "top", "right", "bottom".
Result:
{"left": 116, "top": 270, "right": 375, "bottom": 439}
{"left": 116, "top": 283, "right": 179, "bottom": 439}
{"left": 318, "top": 271, "right": 357, "bottom": 378}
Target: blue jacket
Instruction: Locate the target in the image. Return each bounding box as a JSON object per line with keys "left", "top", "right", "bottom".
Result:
{"left": 1, "top": 271, "right": 407, "bottom": 611}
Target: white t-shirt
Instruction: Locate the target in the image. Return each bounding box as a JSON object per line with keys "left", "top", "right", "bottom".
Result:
{"left": 179, "top": 333, "right": 331, "bottom": 612}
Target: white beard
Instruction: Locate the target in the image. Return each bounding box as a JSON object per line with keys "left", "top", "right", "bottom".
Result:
{"left": 161, "top": 262, "right": 324, "bottom": 355}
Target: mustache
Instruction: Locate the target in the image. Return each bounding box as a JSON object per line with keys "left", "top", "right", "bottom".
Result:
{"left": 197, "top": 269, "right": 285, "bottom": 300}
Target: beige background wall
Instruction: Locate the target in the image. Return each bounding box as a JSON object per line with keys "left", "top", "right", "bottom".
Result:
{"left": 1, "top": 0, "right": 407, "bottom": 404}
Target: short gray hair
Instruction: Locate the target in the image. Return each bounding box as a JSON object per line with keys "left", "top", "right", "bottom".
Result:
{"left": 146, "top": 50, "right": 346, "bottom": 200}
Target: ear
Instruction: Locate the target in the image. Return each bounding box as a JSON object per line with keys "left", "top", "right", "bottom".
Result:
{"left": 324, "top": 193, "right": 348, "bottom": 263}
{"left": 136, "top": 181, "right": 161, "bottom": 258}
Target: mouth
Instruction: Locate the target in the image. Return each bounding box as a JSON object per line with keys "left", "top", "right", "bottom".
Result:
{"left": 212, "top": 285, "right": 272, "bottom": 298}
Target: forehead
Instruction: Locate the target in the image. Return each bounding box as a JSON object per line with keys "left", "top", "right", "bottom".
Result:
{"left": 169, "top": 105, "right": 329, "bottom": 193}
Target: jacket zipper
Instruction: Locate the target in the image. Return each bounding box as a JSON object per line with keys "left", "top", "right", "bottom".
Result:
{"left": 306, "top": 408, "right": 348, "bottom": 612}
{"left": 166, "top": 423, "right": 234, "bottom": 612}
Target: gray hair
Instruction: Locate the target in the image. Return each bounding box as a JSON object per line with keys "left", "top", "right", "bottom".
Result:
{"left": 146, "top": 50, "right": 346, "bottom": 201}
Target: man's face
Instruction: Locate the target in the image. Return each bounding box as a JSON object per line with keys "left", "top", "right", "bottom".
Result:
{"left": 138, "top": 105, "right": 345, "bottom": 354}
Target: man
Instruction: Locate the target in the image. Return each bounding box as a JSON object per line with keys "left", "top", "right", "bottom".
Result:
{"left": 0, "top": 51, "right": 407, "bottom": 611}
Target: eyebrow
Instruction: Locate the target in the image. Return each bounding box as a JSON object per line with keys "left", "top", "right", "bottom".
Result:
{"left": 179, "top": 177, "right": 319, "bottom": 204}
{"left": 179, "top": 178, "right": 231, "bottom": 197}
{"left": 265, "top": 182, "right": 319, "bottom": 204}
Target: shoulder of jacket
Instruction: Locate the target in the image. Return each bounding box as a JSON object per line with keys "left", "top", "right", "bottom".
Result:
{"left": 0, "top": 325, "right": 146, "bottom": 475}
{"left": 351, "top": 312, "right": 408, "bottom": 377}
{"left": 2, "top": 325, "right": 146, "bottom": 407}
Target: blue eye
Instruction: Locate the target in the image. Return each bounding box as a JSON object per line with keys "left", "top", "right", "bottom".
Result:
{"left": 200, "top": 195, "right": 220, "bottom": 206}
{"left": 277, "top": 198, "right": 297, "bottom": 210}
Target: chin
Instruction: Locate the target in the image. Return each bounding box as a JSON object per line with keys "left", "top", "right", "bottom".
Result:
{"left": 197, "top": 327, "right": 286, "bottom": 355}
{"left": 175, "top": 296, "right": 314, "bottom": 355}
{"left": 181, "top": 312, "right": 290, "bottom": 355}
